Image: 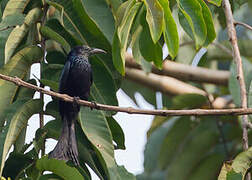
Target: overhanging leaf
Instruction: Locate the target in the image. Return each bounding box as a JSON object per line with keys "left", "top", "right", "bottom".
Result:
{"left": 0, "top": 99, "right": 42, "bottom": 176}
{"left": 0, "top": 46, "right": 43, "bottom": 126}
{"left": 177, "top": 0, "right": 207, "bottom": 48}
{"left": 144, "top": 0, "right": 164, "bottom": 43}
{"left": 5, "top": 8, "right": 42, "bottom": 63}
{"left": 2, "top": 0, "right": 30, "bottom": 18}
{"left": 159, "top": 0, "right": 179, "bottom": 59}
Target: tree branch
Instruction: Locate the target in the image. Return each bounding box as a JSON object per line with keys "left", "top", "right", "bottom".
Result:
{"left": 2, "top": 73, "right": 252, "bottom": 117}
{"left": 234, "top": 21, "right": 252, "bottom": 31}
{"left": 222, "top": 0, "right": 249, "bottom": 151}
{"left": 125, "top": 53, "right": 230, "bottom": 85}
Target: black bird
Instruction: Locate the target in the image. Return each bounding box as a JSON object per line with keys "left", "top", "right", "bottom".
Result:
{"left": 49, "top": 45, "right": 106, "bottom": 165}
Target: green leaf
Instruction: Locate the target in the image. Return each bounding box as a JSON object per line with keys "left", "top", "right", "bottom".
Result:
{"left": 0, "top": 99, "right": 42, "bottom": 176}
{"left": 2, "top": 0, "right": 30, "bottom": 18}
{"left": 139, "top": 18, "right": 163, "bottom": 68}
{"left": 5, "top": 8, "right": 42, "bottom": 63}
{"left": 218, "top": 146, "right": 252, "bottom": 180}
{"left": 159, "top": 0, "right": 179, "bottom": 59}
{"left": 0, "top": 46, "right": 43, "bottom": 126}
{"left": 207, "top": 0, "right": 222, "bottom": 6}
{"left": 229, "top": 57, "right": 252, "bottom": 106}
{"left": 48, "top": 0, "right": 111, "bottom": 49}
{"left": 45, "top": 18, "right": 82, "bottom": 48}
{"left": 40, "top": 26, "right": 71, "bottom": 53}
{"left": 80, "top": 0, "right": 115, "bottom": 44}
{"left": 0, "top": 13, "right": 25, "bottom": 29}
{"left": 2, "top": 153, "right": 33, "bottom": 179}
{"left": 0, "top": 28, "right": 12, "bottom": 67}
{"left": 165, "top": 120, "right": 220, "bottom": 179}
{"left": 107, "top": 117, "right": 125, "bottom": 150}
{"left": 177, "top": 0, "right": 207, "bottom": 48}
{"left": 144, "top": 0, "right": 164, "bottom": 43}
{"left": 112, "top": 32, "right": 125, "bottom": 74}
{"left": 114, "top": 0, "right": 141, "bottom": 75}
{"left": 36, "top": 156, "right": 84, "bottom": 180}
{"left": 197, "top": 0, "right": 216, "bottom": 46}
{"left": 227, "top": 170, "right": 243, "bottom": 180}
{"left": 105, "top": 0, "right": 122, "bottom": 19}
{"left": 232, "top": 147, "right": 252, "bottom": 179}
{"left": 90, "top": 57, "right": 118, "bottom": 108}
{"left": 80, "top": 108, "right": 135, "bottom": 180}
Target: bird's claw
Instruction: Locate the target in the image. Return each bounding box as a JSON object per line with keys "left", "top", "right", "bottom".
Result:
{"left": 73, "top": 96, "right": 80, "bottom": 109}
{"left": 90, "top": 101, "right": 98, "bottom": 110}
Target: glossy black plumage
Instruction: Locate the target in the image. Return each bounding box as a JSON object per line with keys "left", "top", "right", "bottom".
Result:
{"left": 49, "top": 45, "right": 106, "bottom": 165}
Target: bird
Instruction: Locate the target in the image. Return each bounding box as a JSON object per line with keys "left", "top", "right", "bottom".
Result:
{"left": 49, "top": 45, "right": 106, "bottom": 165}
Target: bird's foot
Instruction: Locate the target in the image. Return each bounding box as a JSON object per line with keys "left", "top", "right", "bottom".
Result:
{"left": 90, "top": 101, "right": 99, "bottom": 110}
{"left": 73, "top": 96, "right": 80, "bottom": 110}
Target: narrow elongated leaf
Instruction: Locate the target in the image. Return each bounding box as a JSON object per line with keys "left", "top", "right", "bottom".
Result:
{"left": 40, "top": 26, "right": 71, "bottom": 53}
{"left": 159, "top": 0, "right": 179, "bottom": 59}
{"left": 112, "top": 32, "right": 124, "bottom": 74}
{"left": 5, "top": 8, "right": 42, "bottom": 62}
{"left": 177, "top": 0, "right": 207, "bottom": 48}
{"left": 107, "top": 117, "right": 125, "bottom": 150}
{"left": 2, "top": 0, "right": 30, "bottom": 18}
{"left": 144, "top": 0, "right": 164, "bottom": 43}
{"left": 0, "top": 46, "right": 43, "bottom": 126}
{"left": 113, "top": 1, "right": 141, "bottom": 74}
{"left": 197, "top": 0, "right": 216, "bottom": 46}
{"left": 36, "top": 156, "right": 84, "bottom": 180}
{"left": 0, "top": 99, "right": 42, "bottom": 176}
{"left": 139, "top": 18, "right": 163, "bottom": 68}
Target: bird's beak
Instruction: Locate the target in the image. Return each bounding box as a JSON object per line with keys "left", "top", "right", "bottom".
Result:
{"left": 90, "top": 48, "right": 106, "bottom": 55}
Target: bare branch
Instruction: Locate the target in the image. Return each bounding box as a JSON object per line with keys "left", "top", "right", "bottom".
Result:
{"left": 234, "top": 21, "right": 252, "bottom": 31}
{"left": 222, "top": 0, "right": 249, "bottom": 151}
{"left": 2, "top": 73, "right": 252, "bottom": 117}
{"left": 125, "top": 53, "right": 230, "bottom": 85}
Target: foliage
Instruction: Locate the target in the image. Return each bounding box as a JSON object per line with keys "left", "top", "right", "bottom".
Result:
{"left": 0, "top": 0, "right": 251, "bottom": 179}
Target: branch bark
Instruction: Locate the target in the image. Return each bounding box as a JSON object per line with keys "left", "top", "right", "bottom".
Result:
{"left": 125, "top": 53, "right": 230, "bottom": 85}
{"left": 222, "top": 0, "right": 249, "bottom": 151}
{"left": 1, "top": 73, "right": 252, "bottom": 117}
{"left": 234, "top": 21, "right": 252, "bottom": 31}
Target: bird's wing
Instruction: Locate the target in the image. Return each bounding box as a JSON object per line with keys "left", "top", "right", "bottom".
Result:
{"left": 59, "top": 60, "right": 71, "bottom": 93}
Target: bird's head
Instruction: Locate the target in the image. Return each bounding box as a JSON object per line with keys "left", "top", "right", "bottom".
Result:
{"left": 73, "top": 45, "right": 106, "bottom": 59}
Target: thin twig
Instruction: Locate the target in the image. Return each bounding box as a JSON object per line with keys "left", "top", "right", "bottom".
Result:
{"left": 39, "top": 2, "right": 49, "bottom": 156}
{"left": 2, "top": 73, "right": 252, "bottom": 116}
{"left": 234, "top": 21, "right": 252, "bottom": 31}
{"left": 222, "top": 0, "right": 249, "bottom": 151}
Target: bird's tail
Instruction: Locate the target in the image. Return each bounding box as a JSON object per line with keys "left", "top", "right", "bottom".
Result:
{"left": 49, "top": 114, "right": 79, "bottom": 166}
